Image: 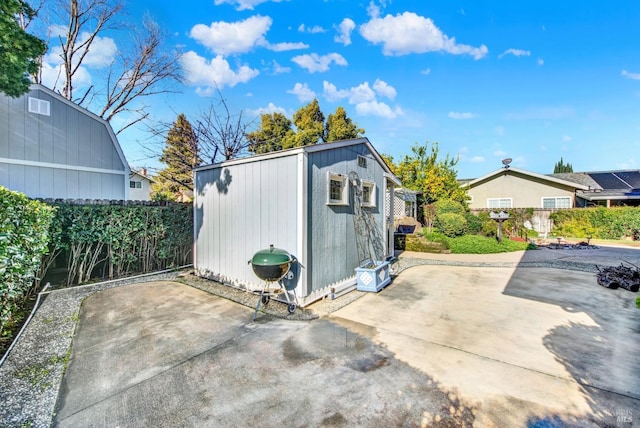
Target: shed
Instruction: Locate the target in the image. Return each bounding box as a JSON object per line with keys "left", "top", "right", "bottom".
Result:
{"left": 193, "top": 137, "right": 401, "bottom": 306}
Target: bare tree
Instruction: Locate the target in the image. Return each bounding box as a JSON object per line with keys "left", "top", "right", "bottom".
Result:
{"left": 37, "top": 0, "right": 183, "bottom": 133}
{"left": 100, "top": 17, "right": 183, "bottom": 134}
{"left": 195, "top": 88, "right": 254, "bottom": 163}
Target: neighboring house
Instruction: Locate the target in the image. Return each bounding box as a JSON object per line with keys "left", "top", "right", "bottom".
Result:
{"left": 193, "top": 137, "right": 401, "bottom": 306}
{"left": 129, "top": 168, "right": 155, "bottom": 201}
{"left": 462, "top": 166, "right": 590, "bottom": 210}
{"left": 0, "top": 84, "right": 130, "bottom": 200}
{"left": 554, "top": 170, "right": 640, "bottom": 207}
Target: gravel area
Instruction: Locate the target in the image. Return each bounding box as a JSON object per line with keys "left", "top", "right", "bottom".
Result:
{"left": 0, "top": 253, "right": 616, "bottom": 427}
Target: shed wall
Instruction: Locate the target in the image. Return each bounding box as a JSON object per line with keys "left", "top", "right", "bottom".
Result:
{"left": 0, "top": 87, "right": 126, "bottom": 199}
{"left": 194, "top": 155, "right": 300, "bottom": 291}
{"left": 307, "top": 143, "right": 386, "bottom": 293}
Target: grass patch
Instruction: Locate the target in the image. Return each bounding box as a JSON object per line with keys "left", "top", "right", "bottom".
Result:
{"left": 419, "top": 230, "right": 533, "bottom": 254}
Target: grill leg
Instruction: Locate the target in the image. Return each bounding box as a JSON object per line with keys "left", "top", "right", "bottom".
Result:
{"left": 253, "top": 281, "right": 269, "bottom": 321}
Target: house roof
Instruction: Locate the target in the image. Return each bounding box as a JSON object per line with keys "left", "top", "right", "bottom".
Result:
{"left": 461, "top": 166, "right": 591, "bottom": 190}
{"left": 30, "top": 84, "right": 130, "bottom": 173}
{"left": 130, "top": 170, "right": 155, "bottom": 182}
{"left": 194, "top": 137, "right": 401, "bottom": 186}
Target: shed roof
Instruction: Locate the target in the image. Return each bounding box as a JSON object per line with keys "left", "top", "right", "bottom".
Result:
{"left": 194, "top": 137, "right": 401, "bottom": 186}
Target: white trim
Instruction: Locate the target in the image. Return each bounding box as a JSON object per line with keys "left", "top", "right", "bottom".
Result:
{"left": 0, "top": 157, "right": 126, "bottom": 176}
{"left": 541, "top": 196, "right": 572, "bottom": 209}
{"left": 361, "top": 180, "right": 376, "bottom": 207}
{"left": 28, "top": 97, "right": 50, "bottom": 116}
{"left": 327, "top": 172, "right": 349, "bottom": 205}
{"left": 487, "top": 197, "right": 513, "bottom": 209}
{"left": 296, "top": 152, "right": 308, "bottom": 298}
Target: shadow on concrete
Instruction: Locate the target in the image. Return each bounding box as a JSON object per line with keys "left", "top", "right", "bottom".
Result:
{"left": 503, "top": 252, "right": 640, "bottom": 427}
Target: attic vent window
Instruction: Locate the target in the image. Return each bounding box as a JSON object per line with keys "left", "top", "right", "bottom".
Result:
{"left": 28, "top": 97, "right": 50, "bottom": 116}
{"left": 358, "top": 155, "right": 367, "bottom": 168}
{"left": 327, "top": 172, "right": 348, "bottom": 205}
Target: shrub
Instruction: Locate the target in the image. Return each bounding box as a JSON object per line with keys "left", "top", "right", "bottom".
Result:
{"left": 465, "top": 212, "right": 484, "bottom": 235}
{"left": 434, "top": 212, "right": 467, "bottom": 237}
{"left": 551, "top": 207, "right": 640, "bottom": 239}
{"left": 448, "top": 234, "right": 531, "bottom": 254}
{"left": 0, "top": 187, "right": 55, "bottom": 344}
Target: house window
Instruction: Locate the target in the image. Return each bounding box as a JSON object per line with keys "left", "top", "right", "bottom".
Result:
{"left": 358, "top": 155, "right": 367, "bottom": 168}
{"left": 28, "top": 97, "right": 50, "bottom": 116}
{"left": 327, "top": 172, "right": 348, "bottom": 205}
{"left": 361, "top": 181, "right": 376, "bottom": 207}
{"left": 487, "top": 198, "right": 512, "bottom": 209}
{"left": 129, "top": 181, "right": 142, "bottom": 189}
{"left": 542, "top": 197, "right": 571, "bottom": 209}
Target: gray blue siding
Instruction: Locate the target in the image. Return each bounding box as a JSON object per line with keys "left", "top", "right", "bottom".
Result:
{"left": 0, "top": 85, "right": 128, "bottom": 200}
{"left": 306, "top": 143, "right": 385, "bottom": 293}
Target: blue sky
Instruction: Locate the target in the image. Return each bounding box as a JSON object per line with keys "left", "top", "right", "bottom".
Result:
{"left": 40, "top": 0, "right": 640, "bottom": 179}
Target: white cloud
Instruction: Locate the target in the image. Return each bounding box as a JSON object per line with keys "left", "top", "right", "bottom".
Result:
{"left": 264, "top": 41, "right": 308, "bottom": 52}
{"left": 298, "top": 24, "right": 325, "bottom": 34}
{"left": 40, "top": 62, "right": 92, "bottom": 91}
{"left": 421, "top": 68, "right": 431, "bottom": 75}
{"left": 45, "top": 33, "right": 117, "bottom": 68}
{"left": 622, "top": 70, "right": 640, "bottom": 80}
{"left": 287, "top": 82, "right": 316, "bottom": 102}
{"left": 323, "top": 81, "right": 349, "bottom": 102}
{"left": 373, "top": 79, "right": 396, "bottom": 99}
{"left": 498, "top": 48, "right": 531, "bottom": 59}
{"left": 214, "top": 0, "right": 286, "bottom": 11}
{"left": 537, "top": 58, "right": 544, "bottom": 66}
{"left": 247, "top": 102, "right": 287, "bottom": 117}
{"left": 493, "top": 150, "right": 507, "bottom": 157}
{"left": 322, "top": 80, "right": 403, "bottom": 118}
{"left": 448, "top": 112, "right": 477, "bottom": 119}
{"left": 271, "top": 60, "right": 291, "bottom": 74}
{"left": 470, "top": 156, "right": 485, "bottom": 163}
{"left": 355, "top": 100, "right": 403, "bottom": 119}
{"left": 359, "top": 11, "right": 487, "bottom": 59}
{"left": 562, "top": 135, "right": 571, "bottom": 142}
{"left": 335, "top": 18, "right": 356, "bottom": 46}
{"left": 180, "top": 51, "right": 259, "bottom": 93}
{"left": 189, "top": 15, "right": 272, "bottom": 55}
{"left": 495, "top": 126, "right": 505, "bottom": 136}
{"left": 291, "top": 53, "right": 347, "bottom": 73}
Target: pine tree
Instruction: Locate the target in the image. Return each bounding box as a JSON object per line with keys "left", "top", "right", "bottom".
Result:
{"left": 553, "top": 157, "right": 573, "bottom": 173}
{"left": 152, "top": 114, "right": 201, "bottom": 201}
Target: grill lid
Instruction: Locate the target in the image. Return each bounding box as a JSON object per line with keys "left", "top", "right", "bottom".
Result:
{"left": 251, "top": 244, "right": 292, "bottom": 266}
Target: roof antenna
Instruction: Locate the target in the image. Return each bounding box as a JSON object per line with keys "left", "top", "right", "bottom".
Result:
{"left": 502, "top": 158, "right": 512, "bottom": 169}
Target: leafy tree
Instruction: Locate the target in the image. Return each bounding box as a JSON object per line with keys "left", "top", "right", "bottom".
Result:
{"left": 0, "top": 0, "right": 46, "bottom": 97}
{"left": 393, "top": 141, "right": 467, "bottom": 205}
{"left": 325, "top": 106, "right": 365, "bottom": 141}
{"left": 286, "top": 99, "right": 326, "bottom": 148}
{"left": 553, "top": 157, "right": 573, "bottom": 173}
{"left": 246, "top": 112, "right": 294, "bottom": 154}
{"left": 153, "top": 113, "right": 201, "bottom": 201}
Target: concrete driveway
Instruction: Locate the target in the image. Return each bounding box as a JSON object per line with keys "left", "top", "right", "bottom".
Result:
{"left": 50, "top": 251, "right": 640, "bottom": 427}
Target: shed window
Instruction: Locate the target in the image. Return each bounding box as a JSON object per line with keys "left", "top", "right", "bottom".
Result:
{"left": 327, "top": 172, "right": 348, "bottom": 205}
{"left": 542, "top": 197, "right": 571, "bottom": 209}
{"left": 487, "top": 198, "right": 512, "bottom": 209}
{"left": 28, "top": 97, "right": 50, "bottom": 116}
{"left": 129, "top": 181, "right": 142, "bottom": 189}
{"left": 362, "top": 181, "right": 376, "bottom": 207}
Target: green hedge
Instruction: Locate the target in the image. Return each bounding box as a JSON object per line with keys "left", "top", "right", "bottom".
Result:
{"left": 41, "top": 203, "right": 193, "bottom": 286}
{"left": 550, "top": 207, "right": 640, "bottom": 240}
{"left": 0, "top": 187, "right": 54, "bottom": 342}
